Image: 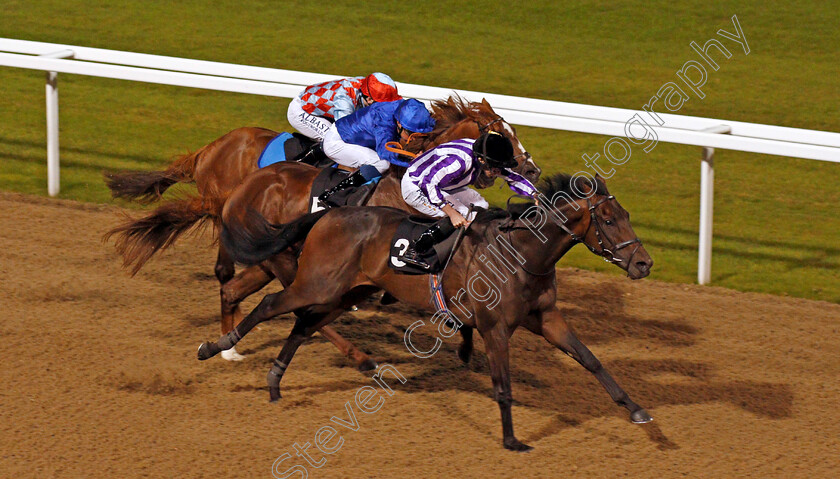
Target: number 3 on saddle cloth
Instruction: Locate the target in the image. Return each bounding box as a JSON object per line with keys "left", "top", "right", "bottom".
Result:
{"left": 388, "top": 217, "right": 462, "bottom": 315}
{"left": 389, "top": 218, "right": 461, "bottom": 274}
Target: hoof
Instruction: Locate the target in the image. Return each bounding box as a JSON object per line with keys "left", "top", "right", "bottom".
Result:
{"left": 631, "top": 409, "right": 653, "bottom": 424}
{"left": 357, "top": 358, "right": 378, "bottom": 372}
{"left": 380, "top": 292, "right": 398, "bottom": 305}
{"left": 269, "top": 387, "right": 282, "bottom": 403}
{"left": 350, "top": 305, "right": 358, "bottom": 312}
{"left": 197, "top": 342, "right": 221, "bottom": 361}
{"left": 221, "top": 346, "right": 246, "bottom": 362}
{"left": 503, "top": 437, "right": 533, "bottom": 452}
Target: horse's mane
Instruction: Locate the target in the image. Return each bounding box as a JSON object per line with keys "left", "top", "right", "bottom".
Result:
{"left": 429, "top": 94, "right": 493, "bottom": 134}
{"left": 474, "top": 173, "right": 610, "bottom": 223}
{"left": 406, "top": 94, "right": 494, "bottom": 153}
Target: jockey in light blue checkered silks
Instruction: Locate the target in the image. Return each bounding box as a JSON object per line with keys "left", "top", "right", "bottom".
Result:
{"left": 287, "top": 73, "right": 402, "bottom": 141}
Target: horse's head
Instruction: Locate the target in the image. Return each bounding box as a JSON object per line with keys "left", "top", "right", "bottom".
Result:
{"left": 571, "top": 175, "right": 652, "bottom": 279}
{"left": 472, "top": 99, "right": 541, "bottom": 183}
{"left": 408, "top": 96, "right": 542, "bottom": 184}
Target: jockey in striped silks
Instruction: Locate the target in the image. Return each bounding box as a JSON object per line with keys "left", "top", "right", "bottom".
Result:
{"left": 399, "top": 131, "right": 537, "bottom": 269}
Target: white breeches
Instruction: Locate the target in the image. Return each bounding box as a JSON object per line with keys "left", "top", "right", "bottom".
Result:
{"left": 401, "top": 177, "right": 487, "bottom": 220}
{"left": 322, "top": 126, "right": 390, "bottom": 174}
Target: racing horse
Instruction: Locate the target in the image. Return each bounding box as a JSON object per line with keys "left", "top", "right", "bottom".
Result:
{"left": 106, "top": 96, "right": 541, "bottom": 365}
{"left": 197, "top": 173, "right": 654, "bottom": 451}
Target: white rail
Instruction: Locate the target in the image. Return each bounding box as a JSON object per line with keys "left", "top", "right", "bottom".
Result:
{"left": 1, "top": 38, "right": 838, "bottom": 284}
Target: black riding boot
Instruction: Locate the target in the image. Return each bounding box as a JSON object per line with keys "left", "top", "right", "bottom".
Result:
{"left": 400, "top": 217, "right": 457, "bottom": 270}
{"left": 295, "top": 141, "right": 325, "bottom": 166}
{"left": 317, "top": 170, "right": 367, "bottom": 206}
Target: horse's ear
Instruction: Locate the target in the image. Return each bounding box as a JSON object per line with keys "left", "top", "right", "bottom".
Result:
{"left": 575, "top": 175, "right": 594, "bottom": 195}
{"left": 481, "top": 98, "right": 491, "bottom": 107}
{"left": 592, "top": 173, "right": 606, "bottom": 190}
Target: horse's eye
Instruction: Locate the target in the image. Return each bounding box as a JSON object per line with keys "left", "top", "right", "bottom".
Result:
{"left": 605, "top": 219, "right": 614, "bottom": 226}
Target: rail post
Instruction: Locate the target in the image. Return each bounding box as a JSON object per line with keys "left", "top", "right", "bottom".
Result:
{"left": 40, "top": 49, "right": 74, "bottom": 196}
{"left": 698, "top": 125, "right": 731, "bottom": 285}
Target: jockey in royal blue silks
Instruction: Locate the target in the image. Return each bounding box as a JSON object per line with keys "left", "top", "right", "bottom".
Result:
{"left": 318, "top": 98, "right": 436, "bottom": 204}
{"left": 399, "top": 131, "right": 538, "bottom": 270}
{"left": 287, "top": 73, "right": 402, "bottom": 141}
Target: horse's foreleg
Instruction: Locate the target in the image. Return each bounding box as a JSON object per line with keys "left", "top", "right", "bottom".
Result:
{"left": 219, "top": 264, "right": 274, "bottom": 361}
{"left": 482, "top": 326, "right": 532, "bottom": 452}
{"left": 317, "top": 326, "right": 377, "bottom": 372}
{"left": 539, "top": 308, "right": 652, "bottom": 424}
{"left": 458, "top": 325, "right": 474, "bottom": 364}
{"left": 267, "top": 310, "right": 344, "bottom": 402}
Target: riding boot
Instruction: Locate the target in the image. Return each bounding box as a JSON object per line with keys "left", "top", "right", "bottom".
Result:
{"left": 296, "top": 141, "right": 326, "bottom": 166}
{"left": 400, "top": 217, "right": 457, "bottom": 270}
{"left": 318, "top": 165, "right": 381, "bottom": 206}
{"left": 317, "top": 170, "right": 366, "bottom": 205}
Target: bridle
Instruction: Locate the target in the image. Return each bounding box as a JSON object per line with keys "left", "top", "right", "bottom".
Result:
{"left": 499, "top": 194, "right": 643, "bottom": 276}
{"left": 576, "top": 195, "right": 643, "bottom": 265}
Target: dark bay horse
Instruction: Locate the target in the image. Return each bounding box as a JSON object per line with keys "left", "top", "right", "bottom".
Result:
{"left": 198, "top": 174, "right": 654, "bottom": 451}
{"left": 106, "top": 97, "right": 541, "bottom": 364}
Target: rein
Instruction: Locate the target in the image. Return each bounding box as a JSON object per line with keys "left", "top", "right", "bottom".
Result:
{"left": 384, "top": 141, "right": 417, "bottom": 159}
{"left": 499, "top": 194, "right": 643, "bottom": 276}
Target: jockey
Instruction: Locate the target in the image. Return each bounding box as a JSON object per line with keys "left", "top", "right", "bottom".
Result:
{"left": 287, "top": 73, "right": 401, "bottom": 141}
{"left": 399, "top": 131, "right": 538, "bottom": 269}
{"left": 318, "top": 98, "right": 436, "bottom": 204}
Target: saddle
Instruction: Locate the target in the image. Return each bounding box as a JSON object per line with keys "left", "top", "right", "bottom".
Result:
{"left": 388, "top": 217, "right": 461, "bottom": 275}
{"left": 258, "top": 132, "right": 335, "bottom": 169}
{"left": 308, "top": 168, "right": 377, "bottom": 212}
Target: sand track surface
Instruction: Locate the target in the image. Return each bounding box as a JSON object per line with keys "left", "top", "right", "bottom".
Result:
{"left": 1, "top": 192, "right": 838, "bottom": 478}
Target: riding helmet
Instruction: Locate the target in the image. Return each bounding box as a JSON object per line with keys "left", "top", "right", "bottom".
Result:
{"left": 395, "top": 99, "right": 436, "bottom": 133}
{"left": 361, "top": 73, "right": 401, "bottom": 102}
{"left": 473, "top": 131, "right": 516, "bottom": 169}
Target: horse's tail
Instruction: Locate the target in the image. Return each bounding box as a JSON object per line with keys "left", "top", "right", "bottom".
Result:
{"left": 103, "top": 146, "right": 207, "bottom": 203}
{"left": 221, "top": 209, "right": 330, "bottom": 266}
{"left": 104, "top": 195, "right": 226, "bottom": 275}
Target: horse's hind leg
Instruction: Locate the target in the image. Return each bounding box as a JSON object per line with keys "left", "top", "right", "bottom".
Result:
{"left": 215, "top": 243, "right": 236, "bottom": 285}
{"left": 219, "top": 264, "right": 274, "bottom": 361}
{"left": 317, "top": 326, "right": 377, "bottom": 372}
{"left": 266, "top": 309, "right": 344, "bottom": 402}
{"left": 198, "top": 285, "right": 313, "bottom": 361}
{"left": 265, "top": 252, "right": 376, "bottom": 372}
{"left": 481, "top": 325, "right": 532, "bottom": 452}
{"left": 538, "top": 308, "right": 652, "bottom": 424}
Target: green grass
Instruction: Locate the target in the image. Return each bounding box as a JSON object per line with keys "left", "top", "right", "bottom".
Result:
{"left": 1, "top": 1, "right": 838, "bottom": 302}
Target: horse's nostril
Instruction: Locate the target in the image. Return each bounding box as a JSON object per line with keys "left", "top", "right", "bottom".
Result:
{"left": 636, "top": 261, "right": 650, "bottom": 271}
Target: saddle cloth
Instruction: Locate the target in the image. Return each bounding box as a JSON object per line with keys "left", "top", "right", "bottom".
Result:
{"left": 387, "top": 216, "right": 460, "bottom": 275}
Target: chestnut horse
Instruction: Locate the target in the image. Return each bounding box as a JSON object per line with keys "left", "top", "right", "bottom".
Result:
{"left": 106, "top": 96, "right": 541, "bottom": 364}
{"left": 197, "top": 173, "right": 653, "bottom": 451}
